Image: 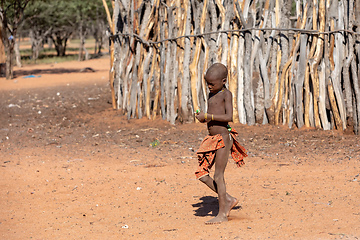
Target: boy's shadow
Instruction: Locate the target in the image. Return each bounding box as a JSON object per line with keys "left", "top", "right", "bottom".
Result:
{"left": 192, "top": 196, "right": 241, "bottom": 217}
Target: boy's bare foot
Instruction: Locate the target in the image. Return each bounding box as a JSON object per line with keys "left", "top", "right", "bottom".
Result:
{"left": 205, "top": 198, "right": 238, "bottom": 224}
{"left": 227, "top": 197, "right": 239, "bottom": 217}
{"left": 205, "top": 215, "right": 228, "bottom": 224}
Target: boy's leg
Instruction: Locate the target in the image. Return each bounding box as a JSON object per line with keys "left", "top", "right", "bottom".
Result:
{"left": 198, "top": 175, "right": 217, "bottom": 192}
{"left": 205, "top": 135, "right": 234, "bottom": 224}
{"left": 199, "top": 175, "right": 238, "bottom": 217}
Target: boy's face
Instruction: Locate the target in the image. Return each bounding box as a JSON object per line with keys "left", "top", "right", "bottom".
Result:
{"left": 205, "top": 75, "right": 225, "bottom": 94}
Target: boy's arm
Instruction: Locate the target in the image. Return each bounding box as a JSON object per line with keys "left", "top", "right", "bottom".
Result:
{"left": 195, "top": 111, "right": 207, "bottom": 123}
{"left": 210, "top": 91, "right": 233, "bottom": 122}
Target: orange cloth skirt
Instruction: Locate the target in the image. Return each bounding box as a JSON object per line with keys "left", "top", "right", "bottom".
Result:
{"left": 195, "top": 128, "right": 247, "bottom": 179}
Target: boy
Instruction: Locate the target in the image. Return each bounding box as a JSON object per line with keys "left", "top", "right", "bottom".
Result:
{"left": 195, "top": 63, "right": 247, "bottom": 224}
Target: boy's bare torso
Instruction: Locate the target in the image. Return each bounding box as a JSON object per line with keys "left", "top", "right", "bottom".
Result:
{"left": 207, "top": 89, "right": 230, "bottom": 136}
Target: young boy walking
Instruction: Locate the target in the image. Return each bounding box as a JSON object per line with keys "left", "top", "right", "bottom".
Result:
{"left": 195, "top": 63, "right": 247, "bottom": 224}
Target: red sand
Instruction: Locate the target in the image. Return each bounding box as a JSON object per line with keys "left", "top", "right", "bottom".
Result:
{"left": 1, "top": 56, "right": 359, "bottom": 239}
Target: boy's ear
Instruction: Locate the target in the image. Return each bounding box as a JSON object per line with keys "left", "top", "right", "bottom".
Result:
{"left": 222, "top": 77, "right": 227, "bottom": 84}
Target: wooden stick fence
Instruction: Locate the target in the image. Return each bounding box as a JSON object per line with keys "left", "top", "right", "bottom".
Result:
{"left": 103, "top": 0, "right": 360, "bottom": 134}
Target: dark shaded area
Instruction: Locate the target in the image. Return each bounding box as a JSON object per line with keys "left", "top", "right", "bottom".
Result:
{"left": 192, "top": 196, "right": 242, "bottom": 217}
{"left": 192, "top": 196, "right": 219, "bottom": 217}
{"left": 13, "top": 67, "right": 96, "bottom": 78}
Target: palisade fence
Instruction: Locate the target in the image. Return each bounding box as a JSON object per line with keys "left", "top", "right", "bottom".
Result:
{"left": 102, "top": 0, "right": 360, "bottom": 134}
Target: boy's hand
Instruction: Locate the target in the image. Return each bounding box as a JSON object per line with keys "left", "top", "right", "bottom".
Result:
{"left": 195, "top": 111, "right": 207, "bottom": 123}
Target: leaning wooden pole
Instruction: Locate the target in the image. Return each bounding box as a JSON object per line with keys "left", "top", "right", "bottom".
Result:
{"left": 309, "top": 0, "right": 325, "bottom": 129}
{"left": 102, "top": 0, "right": 116, "bottom": 109}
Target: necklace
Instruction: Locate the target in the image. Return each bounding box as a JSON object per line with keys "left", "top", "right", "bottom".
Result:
{"left": 209, "top": 88, "right": 225, "bottom": 99}
{"left": 215, "top": 88, "right": 225, "bottom": 95}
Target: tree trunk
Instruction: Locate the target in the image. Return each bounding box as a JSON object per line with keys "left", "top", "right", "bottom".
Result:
{"left": 5, "top": 39, "right": 14, "bottom": 79}
{"left": 30, "top": 29, "right": 43, "bottom": 61}
{"left": 14, "top": 36, "right": 21, "bottom": 67}
{"left": 78, "top": 20, "right": 84, "bottom": 61}
{"left": 78, "top": 24, "right": 89, "bottom": 61}
{"left": 2, "top": 22, "right": 16, "bottom": 79}
{"left": 0, "top": 41, "right": 4, "bottom": 77}
{"left": 52, "top": 34, "right": 69, "bottom": 57}
{"left": 0, "top": 24, "right": 5, "bottom": 66}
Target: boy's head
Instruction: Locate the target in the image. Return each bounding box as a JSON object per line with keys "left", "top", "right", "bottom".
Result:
{"left": 204, "top": 63, "right": 228, "bottom": 94}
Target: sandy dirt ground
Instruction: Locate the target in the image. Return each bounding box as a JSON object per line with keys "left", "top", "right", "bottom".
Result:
{"left": 1, "top": 56, "right": 360, "bottom": 240}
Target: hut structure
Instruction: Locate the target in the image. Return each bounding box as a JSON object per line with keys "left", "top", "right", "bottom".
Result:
{"left": 103, "top": 0, "right": 360, "bottom": 134}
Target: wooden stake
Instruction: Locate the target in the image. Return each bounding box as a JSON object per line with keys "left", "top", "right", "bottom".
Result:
{"left": 102, "top": 0, "right": 116, "bottom": 109}
{"left": 190, "top": 0, "right": 207, "bottom": 118}
{"left": 230, "top": 24, "right": 240, "bottom": 123}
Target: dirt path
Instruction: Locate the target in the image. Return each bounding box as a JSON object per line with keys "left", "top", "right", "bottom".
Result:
{"left": 1, "top": 57, "right": 360, "bottom": 239}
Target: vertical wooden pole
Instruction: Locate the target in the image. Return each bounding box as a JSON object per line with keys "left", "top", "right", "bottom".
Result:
{"left": 102, "top": 0, "right": 116, "bottom": 109}
{"left": 330, "top": 0, "right": 346, "bottom": 130}
{"left": 309, "top": 0, "right": 325, "bottom": 129}
{"left": 215, "top": 0, "right": 226, "bottom": 63}
{"left": 145, "top": 48, "right": 155, "bottom": 119}
{"left": 181, "top": 0, "right": 192, "bottom": 122}
{"left": 176, "top": 0, "right": 185, "bottom": 121}
{"left": 234, "top": 1, "right": 246, "bottom": 124}
{"left": 190, "top": 0, "right": 207, "bottom": 116}
{"left": 153, "top": 53, "right": 161, "bottom": 120}
{"left": 159, "top": 5, "right": 166, "bottom": 119}
{"left": 294, "top": 3, "right": 309, "bottom": 129}
{"left": 230, "top": 23, "right": 240, "bottom": 123}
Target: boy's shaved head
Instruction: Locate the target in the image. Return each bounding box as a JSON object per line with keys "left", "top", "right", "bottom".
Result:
{"left": 205, "top": 63, "right": 228, "bottom": 81}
